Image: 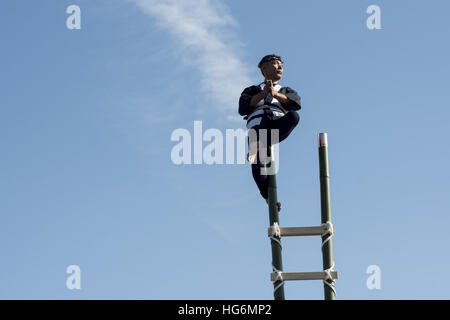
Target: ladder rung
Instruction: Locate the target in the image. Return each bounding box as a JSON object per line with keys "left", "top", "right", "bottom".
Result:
{"left": 268, "top": 226, "right": 326, "bottom": 237}
{"left": 270, "top": 271, "right": 338, "bottom": 282}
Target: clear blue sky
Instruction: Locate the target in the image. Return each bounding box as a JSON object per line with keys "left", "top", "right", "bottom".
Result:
{"left": 1, "top": 0, "right": 449, "bottom": 299}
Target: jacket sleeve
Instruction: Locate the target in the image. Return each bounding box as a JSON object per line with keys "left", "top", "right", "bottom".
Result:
{"left": 239, "top": 86, "right": 261, "bottom": 116}
{"left": 281, "top": 87, "right": 301, "bottom": 111}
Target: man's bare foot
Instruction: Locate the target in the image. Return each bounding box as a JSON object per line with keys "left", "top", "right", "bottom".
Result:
{"left": 265, "top": 198, "right": 282, "bottom": 212}
{"left": 247, "top": 141, "right": 259, "bottom": 164}
{"left": 247, "top": 152, "right": 257, "bottom": 164}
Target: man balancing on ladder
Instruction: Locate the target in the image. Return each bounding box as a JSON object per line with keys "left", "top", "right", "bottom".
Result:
{"left": 239, "top": 54, "right": 301, "bottom": 212}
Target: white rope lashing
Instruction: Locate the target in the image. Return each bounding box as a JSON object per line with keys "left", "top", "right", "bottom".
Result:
{"left": 323, "top": 262, "right": 336, "bottom": 295}
{"left": 272, "top": 264, "right": 284, "bottom": 294}
{"left": 321, "top": 221, "right": 336, "bottom": 295}
{"left": 268, "top": 222, "right": 282, "bottom": 247}
{"left": 321, "top": 221, "right": 334, "bottom": 249}
{"left": 269, "top": 222, "right": 284, "bottom": 294}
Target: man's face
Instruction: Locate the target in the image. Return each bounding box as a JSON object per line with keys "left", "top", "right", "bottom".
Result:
{"left": 262, "top": 59, "right": 283, "bottom": 81}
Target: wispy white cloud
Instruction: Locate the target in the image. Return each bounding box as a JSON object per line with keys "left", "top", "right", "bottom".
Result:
{"left": 130, "top": 0, "right": 254, "bottom": 122}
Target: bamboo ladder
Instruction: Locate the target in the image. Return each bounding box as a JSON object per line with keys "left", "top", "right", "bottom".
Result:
{"left": 266, "top": 133, "right": 338, "bottom": 300}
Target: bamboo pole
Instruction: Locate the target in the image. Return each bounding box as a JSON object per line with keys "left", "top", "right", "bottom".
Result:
{"left": 266, "top": 145, "right": 285, "bottom": 300}
{"left": 318, "top": 133, "right": 336, "bottom": 300}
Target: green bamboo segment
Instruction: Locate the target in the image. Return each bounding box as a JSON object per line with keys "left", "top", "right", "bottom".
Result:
{"left": 318, "top": 133, "right": 336, "bottom": 300}
{"left": 266, "top": 146, "right": 285, "bottom": 300}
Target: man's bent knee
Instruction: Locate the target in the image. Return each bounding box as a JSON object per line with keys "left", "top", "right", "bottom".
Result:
{"left": 291, "top": 111, "right": 300, "bottom": 126}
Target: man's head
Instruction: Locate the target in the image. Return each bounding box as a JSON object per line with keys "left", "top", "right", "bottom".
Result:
{"left": 258, "top": 54, "right": 283, "bottom": 81}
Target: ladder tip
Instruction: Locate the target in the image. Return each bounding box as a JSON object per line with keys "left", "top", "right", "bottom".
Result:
{"left": 318, "top": 133, "right": 328, "bottom": 147}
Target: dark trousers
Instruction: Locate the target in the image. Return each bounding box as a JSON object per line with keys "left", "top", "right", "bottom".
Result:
{"left": 248, "top": 111, "right": 300, "bottom": 200}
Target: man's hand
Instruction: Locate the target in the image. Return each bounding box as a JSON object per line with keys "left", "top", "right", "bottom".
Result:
{"left": 272, "top": 89, "right": 295, "bottom": 106}
{"left": 265, "top": 80, "right": 277, "bottom": 97}
{"left": 249, "top": 80, "right": 279, "bottom": 109}
{"left": 250, "top": 82, "right": 271, "bottom": 108}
